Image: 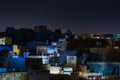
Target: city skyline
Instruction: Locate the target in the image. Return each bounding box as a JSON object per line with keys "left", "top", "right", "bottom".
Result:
{"left": 0, "top": 0, "right": 120, "bottom": 34}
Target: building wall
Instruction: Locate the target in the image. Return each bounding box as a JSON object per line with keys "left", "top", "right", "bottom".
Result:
{"left": 0, "top": 72, "right": 28, "bottom": 80}
{"left": 87, "top": 62, "right": 120, "bottom": 77}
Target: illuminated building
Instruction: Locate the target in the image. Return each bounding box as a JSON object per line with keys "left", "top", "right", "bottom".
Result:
{"left": 0, "top": 44, "right": 25, "bottom": 56}
{"left": 50, "top": 67, "right": 61, "bottom": 74}
{"left": 0, "top": 36, "right": 12, "bottom": 45}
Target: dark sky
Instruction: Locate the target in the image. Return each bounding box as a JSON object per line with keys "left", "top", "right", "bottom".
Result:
{"left": 0, "top": 0, "right": 120, "bottom": 34}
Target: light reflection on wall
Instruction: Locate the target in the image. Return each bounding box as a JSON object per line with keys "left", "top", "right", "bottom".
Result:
{"left": 47, "top": 46, "right": 57, "bottom": 56}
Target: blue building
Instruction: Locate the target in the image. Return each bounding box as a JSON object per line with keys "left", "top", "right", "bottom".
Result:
{"left": 87, "top": 62, "right": 120, "bottom": 78}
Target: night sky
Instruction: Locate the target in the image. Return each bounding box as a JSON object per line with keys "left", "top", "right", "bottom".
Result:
{"left": 0, "top": 0, "right": 120, "bottom": 34}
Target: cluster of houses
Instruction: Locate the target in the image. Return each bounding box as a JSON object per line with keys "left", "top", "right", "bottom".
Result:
{"left": 0, "top": 26, "right": 120, "bottom": 79}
